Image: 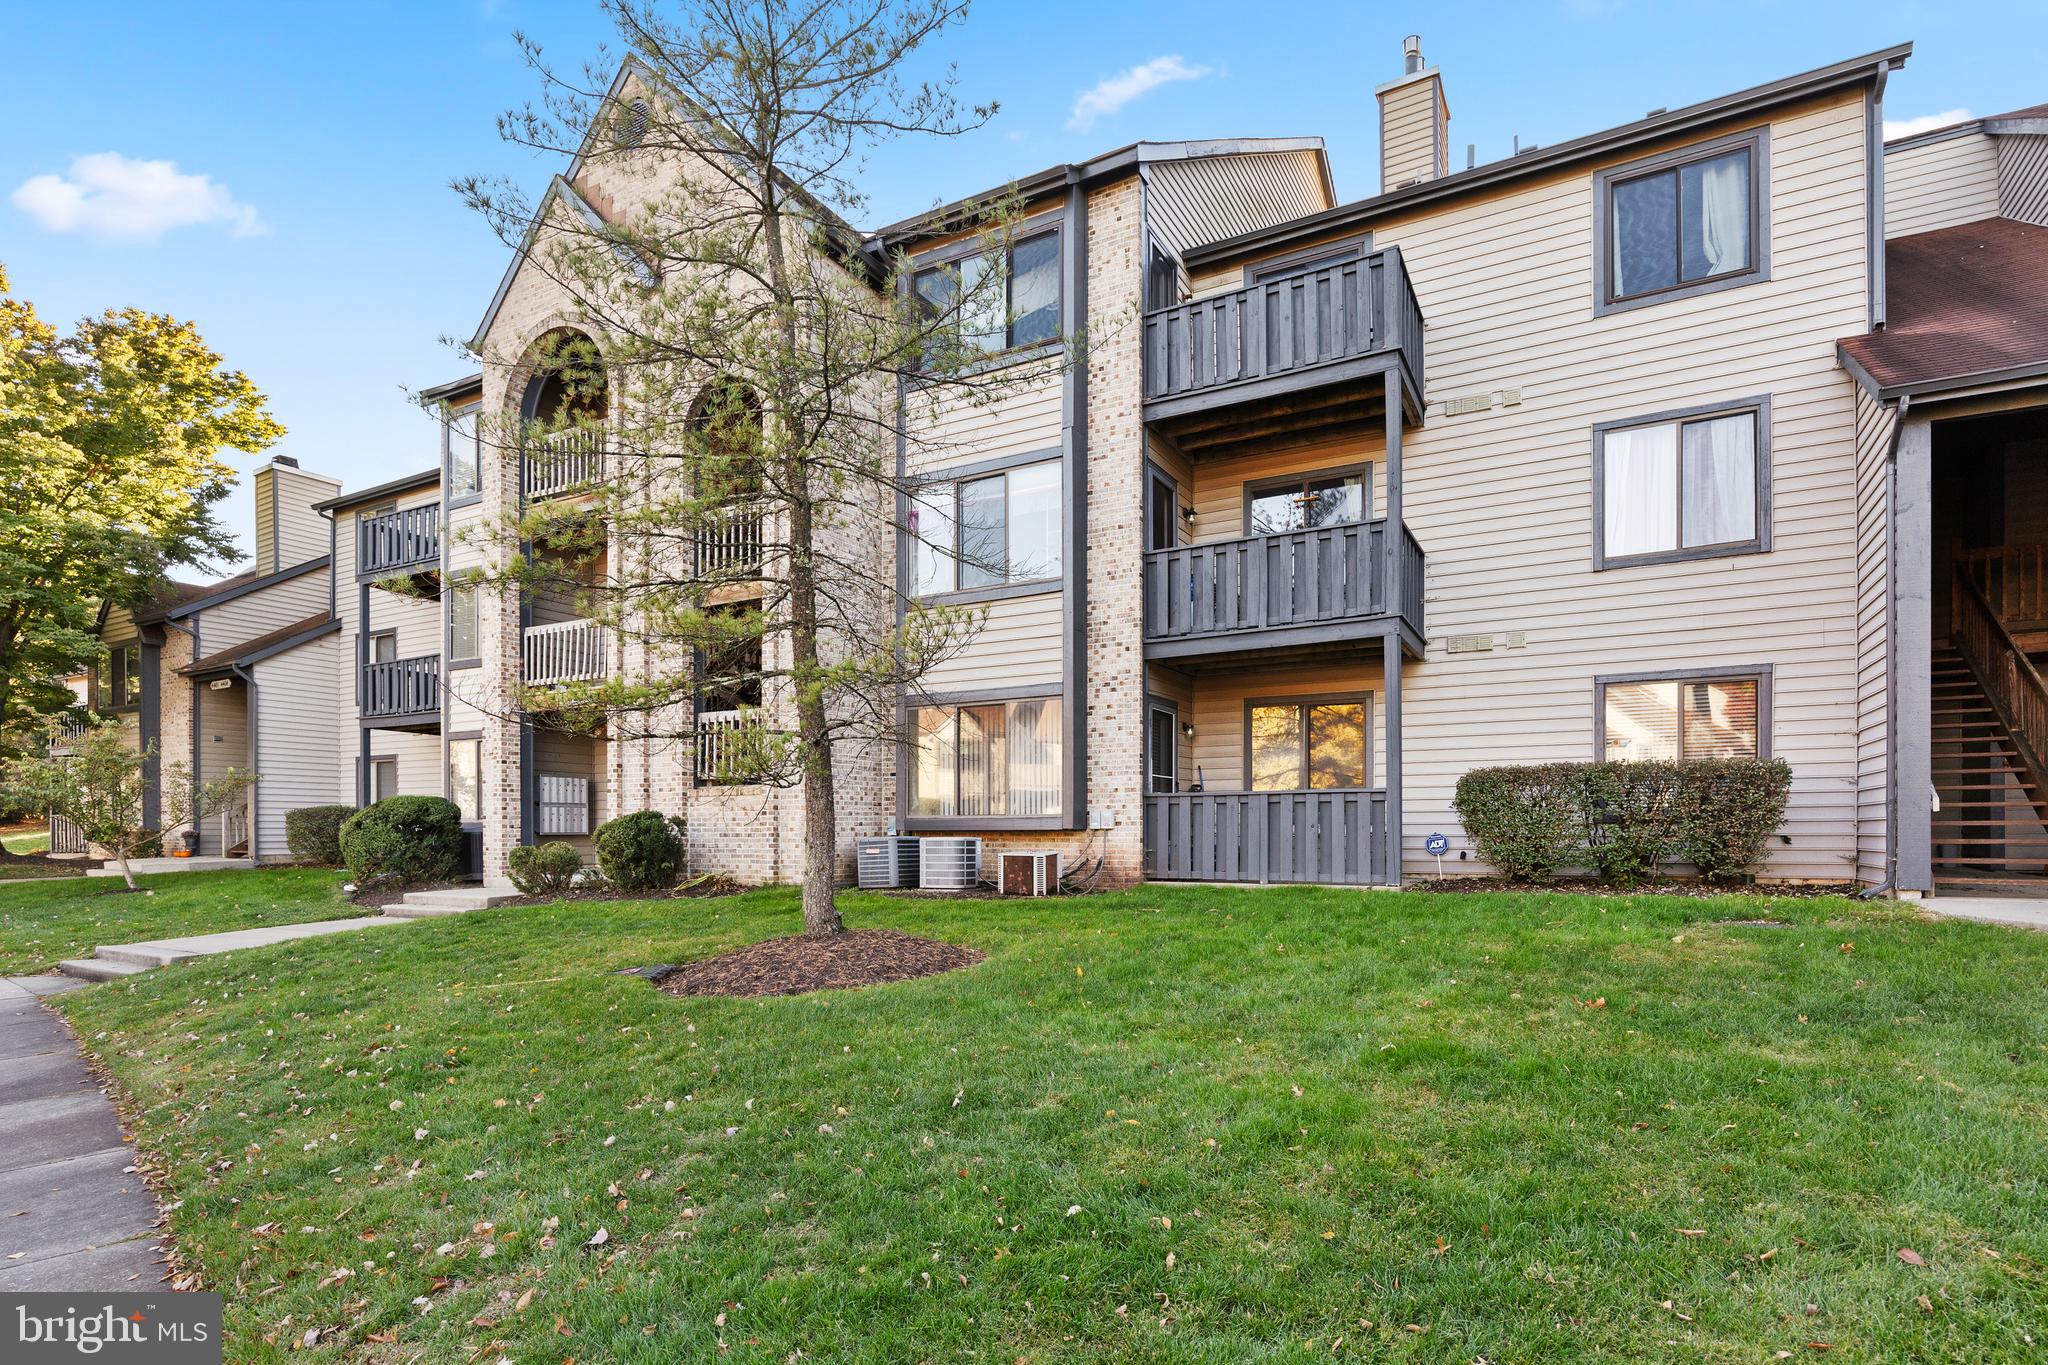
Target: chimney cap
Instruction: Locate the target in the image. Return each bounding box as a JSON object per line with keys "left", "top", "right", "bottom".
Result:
{"left": 1403, "top": 34, "right": 1423, "bottom": 75}
{"left": 270, "top": 455, "right": 300, "bottom": 469}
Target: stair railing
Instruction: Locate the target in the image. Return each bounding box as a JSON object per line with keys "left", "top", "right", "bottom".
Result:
{"left": 1952, "top": 565, "right": 2048, "bottom": 816}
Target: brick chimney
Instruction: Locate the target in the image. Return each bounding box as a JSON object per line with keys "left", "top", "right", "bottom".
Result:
{"left": 252, "top": 457, "right": 342, "bottom": 574}
{"left": 1376, "top": 35, "right": 1450, "bottom": 192}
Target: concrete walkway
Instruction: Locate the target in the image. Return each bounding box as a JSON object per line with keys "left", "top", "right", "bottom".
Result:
{"left": 0, "top": 976, "right": 167, "bottom": 1289}
{"left": 1925, "top": 897, "right": 2048, "bottom": 932}
{"left": 58, "top": 914, "right": 400, "bottom": 980}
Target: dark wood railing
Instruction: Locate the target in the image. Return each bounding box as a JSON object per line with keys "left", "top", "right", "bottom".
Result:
{"left": 1142, "top": 247, "right": 1423, "bottom": 408}
{"left": 1143, "top": 517, "right": 1424, "bottom": 647}
{"left": 1953, "top": 567, "right": 2048, "bottom": 809}
{"left": 1959, "top": 543, "right": 2048, "bottom": 628}
{"left": 359, "top": 506, "right": 440, "bottom": 577}
{"left": 1145, "top": 788, "right": 1388, "bottom": 885}
{"left": 361, "top": 655, "right": 440, "bottom": 719}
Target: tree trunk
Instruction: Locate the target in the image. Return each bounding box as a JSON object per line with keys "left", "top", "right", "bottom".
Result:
{"left": 114, "top": 846, "right": 136, "bottom": 892}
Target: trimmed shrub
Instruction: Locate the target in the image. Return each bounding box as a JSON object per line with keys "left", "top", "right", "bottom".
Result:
{"left": 1674, "top": 757, "right": 1793, "bottom": 883}
{"left": 285, "top": 804, "right": 354, "bottom": 866}
{"left": 1576, "top": 760, "right": 1683, "bottom": 886}
{"left": 593, "top": 810, "right": 685, "bottom": 891}
{"left": 1451, "top": 763, "right": 1581, "bottom": 881}
{"left": 508, "top": 841, "right": 584, "bottom": 897}
{"left": 1454, "top": 758, "right": 1790, "bottom": 884}
{"left": 339, "top": 796, "right": 462, "bottom": 885}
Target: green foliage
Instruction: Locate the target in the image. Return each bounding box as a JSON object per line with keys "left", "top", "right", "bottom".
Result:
{"left": 508, "top": 841, "right": 584, "bottom": 897}
{"left": 284, "top": 805, "right": 354, "bottom": 867}
{"left": 1454, "top": 759, "right": 1791, "bottom": 884}
{"left": 592, "top": 810, "right": 684, "bottom": 892}
{"left": 1673, "top": 757, "right": 1794, "bottom": 883}
{"left": 0, "top": 268, "right": 281, "bottom": 753}
{"left": 338, "top": 796, "right": 461, "bottom": 886}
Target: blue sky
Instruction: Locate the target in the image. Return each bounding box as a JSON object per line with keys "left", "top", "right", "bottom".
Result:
{"left": 5, "top": 0, "right": 2041, "bottom": 579}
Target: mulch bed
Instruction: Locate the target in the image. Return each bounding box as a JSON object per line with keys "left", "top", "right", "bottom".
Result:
{"left": 506, "top": 873, "right": 745, "bottom": 907}
{"left": 1411, "top": 876, "right": 1861, "bottom": 899}
{"left": 655, "top": 928, "right": 984, "bottom": 999}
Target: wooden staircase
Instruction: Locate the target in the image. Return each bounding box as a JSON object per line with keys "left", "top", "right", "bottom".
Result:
{"left": 1933, "top": 558, "right": 2048, "bottom": 894}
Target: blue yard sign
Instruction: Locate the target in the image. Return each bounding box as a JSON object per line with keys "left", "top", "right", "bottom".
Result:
{"left": 1424, "top": 832, "right": 1449, "bottom": 857}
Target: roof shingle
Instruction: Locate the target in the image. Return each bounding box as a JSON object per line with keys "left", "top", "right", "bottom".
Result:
{"left": 1839, "top": 217, "right": 2048, "bottom": 396}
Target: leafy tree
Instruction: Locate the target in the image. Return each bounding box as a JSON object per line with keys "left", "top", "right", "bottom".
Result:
{"left": 0, "top": 262, "right": 282, "bottom": 756}
{"left": 3, "top": 721, "right": 257, "bottom": 891}
{"left": 460, "top": 1, "right": 1062, "bottom": 935}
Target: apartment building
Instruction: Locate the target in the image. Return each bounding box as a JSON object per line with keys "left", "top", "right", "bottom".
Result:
{"left": 78, "top": 35, "right": 2047, "bottom": 898}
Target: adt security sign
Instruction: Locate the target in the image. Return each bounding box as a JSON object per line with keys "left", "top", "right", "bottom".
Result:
{"left": 1424, "top": 832, "right": 1450, "bottom": 857}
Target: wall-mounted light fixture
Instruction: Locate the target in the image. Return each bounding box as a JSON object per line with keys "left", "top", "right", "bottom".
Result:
{"left": 1181, "top": 721, "right": 1196, "bottom": 739}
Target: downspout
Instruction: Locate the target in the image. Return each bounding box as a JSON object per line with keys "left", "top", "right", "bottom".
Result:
{"left": 1860, "top": 391, "right": 1913, "bottom": 899}
{"left": 232, "top": 662, "right": 260, "bottom": 862}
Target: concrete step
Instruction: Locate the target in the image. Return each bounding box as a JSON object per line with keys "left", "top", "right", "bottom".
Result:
{"left": 56, "top": 958, "right": 146, "bottom": 982}
{"left": 389, "top": 886, "right": 523, "bottom": 914}
{"left": 91, "top": 944, "right": 195, "bottom": 971}
{"left": 382, "top": 904, "right": 470, "bottom": 919}
{"left": 86, "top": 857, "right": 253, "bottom": 878}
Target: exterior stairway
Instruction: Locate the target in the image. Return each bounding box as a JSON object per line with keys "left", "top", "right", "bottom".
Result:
{"left": 1930, "top": 641, "right": 2048, "bottom": 894}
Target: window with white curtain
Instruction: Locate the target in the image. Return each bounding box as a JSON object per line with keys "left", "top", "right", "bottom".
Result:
{"left": 1594, "top": 132, "right": 1768, "bottom": 315}
{"left": 910, "top": 697, "right": 1062, "bottom": 818}
{"left": 914, "top": 229, "right": 1060, "bottom": 364}
{"left": 911, "top": 460, "right": 1063, "bottom": 595}
{"left": 1596, "top": 402, "right": 1765, "bottom": 567}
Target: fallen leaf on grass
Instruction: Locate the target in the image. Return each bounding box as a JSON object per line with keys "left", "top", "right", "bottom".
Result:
{"left": 1897, "top": 1248, "right": 1927, "bottom": 1267}
{"left": 1676, "top": 1229, "right": 1707, "bottom": 1237}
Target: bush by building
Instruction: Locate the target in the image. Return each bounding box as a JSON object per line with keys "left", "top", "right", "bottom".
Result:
{"left": 508, "top": 841, "right": 584, "bottom": 897}
{"left": 284, "top": 805, "right": 354, "bottom": 866}
{"left": 338, "top": 796, "right": 462, "bottom": 886}
{"left": 593, "top": 810, "right": 685, "bottom": 891}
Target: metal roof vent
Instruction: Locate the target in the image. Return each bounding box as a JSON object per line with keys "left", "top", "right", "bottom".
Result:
{"left": 614, "top": 97, "right": 650, "bottom": 148}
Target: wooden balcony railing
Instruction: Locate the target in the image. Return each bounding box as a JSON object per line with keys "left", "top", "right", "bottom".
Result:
{"left": 695, "top": 707, "right": 760, "bottom": 784}
{"left": 1952, "top": 567, "right": 2048, "bottom": 809}
{"left": 1142, "top": 247, "right": 1424, "bottom": 411}
{"left": 222, "top": 802, "right": 251, "bottom": 858}
{"left": 359, "top": 505, "right": 440, "bottom": 577}
{"left": 1145, "top": 788, "right": 1389, "bottom": 885}
{"left": 1958, "top": 543, "right": 2048, "bottom": 628}
{"left": 1142, "top": 517, "right": 1424, "bottom": 652}
{"left": 523, "top": 425, "right": 606, "bottom": 501}
{"left": 361, "top": 655, "right": 440, "bottom": 719}
{"left": 523, "top": 618, "right": 610, "bottom": 686}
{"left": 696, "top": 507, "right": 765, "bottom": 578}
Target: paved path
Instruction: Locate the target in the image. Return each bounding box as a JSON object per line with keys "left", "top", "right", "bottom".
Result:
{"left": 1925, "top": 896, "right": 2048, "bottom": 932}
{"left": 0, "top": 976, "right": 167, "bottom": 1290}
{"left": 61, "top": 914, "right": 401, "bottom": 980}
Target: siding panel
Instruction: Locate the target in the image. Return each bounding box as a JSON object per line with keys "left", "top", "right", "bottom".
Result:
{"left": 1883, "top": 131, "right": 2000, "bottom": 236}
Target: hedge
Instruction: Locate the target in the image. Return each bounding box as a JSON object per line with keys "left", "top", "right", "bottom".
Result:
{"left": 284, "top": 805, "right": 354, "bottom": 866}
{"left": 339, "top": 796, "right": 463, "bottom": 885}
{"left": 593, "top": 810, "right": 685, "bottom": 891}
{"left": 1452, "top": 758, "right": 1791, "bottom": 885}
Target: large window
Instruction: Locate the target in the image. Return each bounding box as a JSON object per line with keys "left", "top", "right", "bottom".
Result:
{"left": 914, "top": 230, "right": 1060, "bottom": 362}
{"left": 448, "top": 737, "right": 481, "bottom": 822}
{"left": 1248, "top": 697, "right": 1370, "bottom": 790}
{"left": 449, "top": 578, "right": 480, "bottom": 664}
{"left": 911, "top": 697, "right": 1062, "bottom": 818}
{"left": 913, "top": 460, "right": 1062, "bottom": 595}
{"left": 98, "top": 643, "right": 141, "bottom": 710}
{"left": 1246, "top": 467, "right": 1369, "bottom": 537}
{"left": 1599, "top": 669, "right": 1766, "bottom": 762}
{"left": 1595, "top": 401, "right": 1766, "bottom": 568}
{"left": 446, "top": 406, "right": 481, "bottom": 501}
{"left": 1595, "top": 133, "right": 1767, "bottom": 313}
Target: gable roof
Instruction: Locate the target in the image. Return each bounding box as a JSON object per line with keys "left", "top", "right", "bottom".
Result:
{"left": 312, "top": 470, "right": 441, "bottom": 514}
{"left": 1838, "top": 217, "right": 2048, "bottom": 399}
{"left": 134, "top": 555, "right": 330, "bottom": 625}
{"left": 1184, "top": 42, "right": 1910, "bottom": 271}
{"left": 180, "top": 612, "right": 339, "bottom": 677}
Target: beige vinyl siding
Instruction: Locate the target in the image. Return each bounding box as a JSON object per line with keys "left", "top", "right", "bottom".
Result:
{"left": 251, "top": 634, "right": 339, "bottom": 860}
{"left": 1852, "top": 386, "right": 1896, "bottom": 883}
{"left": 1145, "top": 151, "right": 1331, "bottom": 261}
{"left": 1379, "top": 77, "right": 1444, "bottom": 190}
{"left": 1883, "top": 130, "right": 1999, "bottom": 236}
{"left": 194, "top": 680, "right": 249, "bottom": 857}
{"left": 195, "top": 569, "right": 329, "bottom": 655}
{"left": 254, "top": 484, "right": 275, "bottom": 576}
{"left": 919, "top": 591, "right": 1064, "bottom": 694}
{"left": 904, "top": 365, "right": 1062, "bottom": 476}
{"left": 276, "top": 467, "right": 339, "bottom": 568}
{"left": 1184, "top": 662, "right": 1385, "bottom": 792}
{"left": 1344, "top": 93, "right": 1872, "bottom": 880}
{"left": 1998, "top": 132, "right": 2048, "bottom": 226}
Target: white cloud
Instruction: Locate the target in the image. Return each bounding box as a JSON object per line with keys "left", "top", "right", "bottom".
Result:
{"left": 1883, "top": 108, "right": 1973, "bottom": 141}
{"left": 12, "top": 152, "right": 266, "bottom": 241}
{"left": 1068, "top": 55, "right": 1213, "bottom": 132}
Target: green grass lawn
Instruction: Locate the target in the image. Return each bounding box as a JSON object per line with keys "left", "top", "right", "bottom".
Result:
{"left": 56, "top": 884, "right": 2048, "bottom": 1362}
{"left": 0, "top": 867, "right": 359, "bottom": 975}
{"left": 1, "top": 827, "right": 51, "bottom": 855}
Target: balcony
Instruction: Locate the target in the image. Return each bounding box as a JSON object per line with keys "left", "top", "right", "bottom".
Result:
{"left": 359, "top": 506, "right": 440, "bottom": 579}
{"left": 523, "top": 425, "right": 606, "bottom": 501}
{"left": 695, "top": 707, "right": 762, "bottom": 784}
{"left": 361, "top": 655, "right": 440, "bottom": 728}
{"left": 1145, "top": 788, "right": 1390, "bottom": 885}
{"left": 695, "top": 506, "right": 765, "bottom": 579}
{"left": 523, "top": 618, "right": 609, "bottom": 686}
{"left": 1142, "top": 518, "right": 1424, "bottom": 660}
{"left": 1142, "top": 247, "right": 1424, "bottom": 455}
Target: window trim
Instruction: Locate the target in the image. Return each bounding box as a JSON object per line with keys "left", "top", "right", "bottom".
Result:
{"left": 445, "top": 731, "right": 483, "bottom": 823}
{"left": 902, "top": 686, "right": 1066, "bottom": 830}
{"left": 444, "top": 401, "right": 483, "bottom": 510}
{"left": 369, "top": 755, "right": 399, "bottom": 804}
{"left": 910, "top": 217, "right": 1065, "bottom": 370}
{"left": 910, "top": 455, "right": 1065, "bottom": 603}
{"left": 1591, "top": 127, "right": 1771, "bottom": 317}
{"left": 1591, "top": 395, "right": 1772, "bottom": 570}
{"left": 1146, "top": 698, "right": 1180, "bottom": 795}
{"left": 1593, "top": 664, "right": 1774, "bottom": 762}
{"left": 1241, "top": 462, "right": 1376, "bottom": 538}
{"left": 1241, "top": 233, "right": 1371, "bottom": 287}
{"left": 446, "top": 575, "right": 482, "bottom": 670}
{"left": 1241, "top": 692, "right": 1375, "bottom": 792}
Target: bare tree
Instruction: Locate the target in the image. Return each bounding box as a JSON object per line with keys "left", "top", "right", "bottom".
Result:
{"left": 457, "top": 1, "right": 1072, "bottom": 934}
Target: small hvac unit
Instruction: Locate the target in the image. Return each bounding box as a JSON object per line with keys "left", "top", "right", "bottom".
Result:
{"left": 856, "top": 836, "right": 922, "bottom": 889}
{"left": 917, "top": 836, "right": 983, "bottom": 891}
{"left": 1000, "top": 851, "right": 1059, "bottom": 897}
